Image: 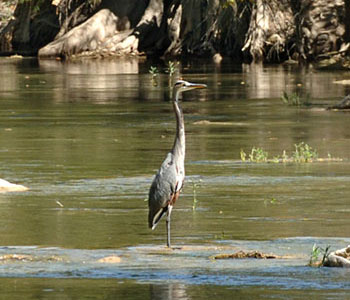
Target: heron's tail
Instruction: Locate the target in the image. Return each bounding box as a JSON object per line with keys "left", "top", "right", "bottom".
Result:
{"left": 149, "top": 207, "right": 167, "bottom": 230}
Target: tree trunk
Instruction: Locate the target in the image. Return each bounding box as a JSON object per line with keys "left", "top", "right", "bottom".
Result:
{"left": 297, "top": 0, "right": 345, "bottom": 61}
{"left": 242, "top": 0, "right": 295, "bottom": 62}
{"left": 38, "top": 0, "right": 164, "bottom": 58}
{"left": 38, "top": 8, "right": 118, "bottom": 57}
{"left": 1, "top": 0, "right": 350, "bottom": 62}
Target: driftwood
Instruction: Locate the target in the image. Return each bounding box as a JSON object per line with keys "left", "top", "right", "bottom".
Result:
{"left": 323, "top": 245, "right": 350, "bottom": 268}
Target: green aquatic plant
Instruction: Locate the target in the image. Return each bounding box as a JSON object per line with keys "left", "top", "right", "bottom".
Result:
{"left": 281, "top": 91, "right": 311, "bottom": 107}
{"left": 165, "top": 61, "right": 178, "bottom": 76}
{"left": 240, "top": 143, "right": 327, "bottom": 163}
{"left": 264, "top": 197, "right": 280, "bottom": 207}
{"left": 281, "top": 91, "right": 301, "bottom": 106}
{"left": 149, "top": 66, "right": 159, "bottom": 77}
{"left": 240, "top": 149, "right": 247, "bottom": 161}
{"left": 248, "top": 147, "right": 268, "bottom": 163}
{"left": 214, "top": 231, "right": 226, "bottom": 240}
{"left": 189, "top": 178, "right": 202, "bottom": 211}
{"left": 309, "top": 244, "right": 331, "bottom": 267}
{"left": 293, "top": 142, "right": 318, "bottom": 163}
{"left": 240, "top": 147, "right": 268, "bottom": 163}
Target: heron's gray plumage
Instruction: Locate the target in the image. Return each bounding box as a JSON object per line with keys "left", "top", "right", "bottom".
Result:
{"left": 148, "top": 152, "right": 178, "bottom": 229}
{"left": 148, "top": 80, "right": 206, "bottom": 247}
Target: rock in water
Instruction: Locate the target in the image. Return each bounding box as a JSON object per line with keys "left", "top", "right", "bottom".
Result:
{"left": 0, "top": 179, "right": 28, "bottom": 192}
{"left": 97, "top": 255, "right": 122, "bottom": 263}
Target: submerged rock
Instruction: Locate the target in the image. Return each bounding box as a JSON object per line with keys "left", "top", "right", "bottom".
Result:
{"left": 0, "top": 179, "right": 28, "bottom": 193}
{"left": 0, "top": 254, "right": 33, "bottom": 262}
{"left": 97, "top": 255, "right": 122, "bottom": 263}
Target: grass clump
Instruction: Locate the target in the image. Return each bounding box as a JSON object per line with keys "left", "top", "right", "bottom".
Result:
{"left": 308, "top": 244, "right": 331, "bottom": 267}
{"left": 281, "top": 91, "right": 310, "bottom": 107}
{"left": 293, "top": 142, "right": 318, "bottom": 163}
{"left": 249, "top": 147, "right": 268, "bottom": 162}
{"left": 281, "top": 91, "right": 301, "bottom": 106}
{"left": 240, "top": 147, "right": 268, "bottom": 163}
{"left": 240, "top": 143, "right": 330, "bottom": 163}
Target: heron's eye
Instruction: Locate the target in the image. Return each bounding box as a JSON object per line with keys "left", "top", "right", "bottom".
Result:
{"left": 174, "top": 81, "right": 185, "bottom": 88}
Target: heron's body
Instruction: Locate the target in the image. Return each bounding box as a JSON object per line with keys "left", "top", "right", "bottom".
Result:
{"left": 148, "top": 80, "right": 206, "bottom": 248}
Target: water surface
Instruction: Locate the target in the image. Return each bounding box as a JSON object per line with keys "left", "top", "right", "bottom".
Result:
{"left": 0, "top": 57, "right": 350, "bottom": 298}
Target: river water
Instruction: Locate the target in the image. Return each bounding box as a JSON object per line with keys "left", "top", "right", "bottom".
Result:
{"left": 0, "top": 57, "right": 350, "bottom": 299}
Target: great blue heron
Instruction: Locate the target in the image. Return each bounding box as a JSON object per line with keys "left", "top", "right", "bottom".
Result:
{"left": 148, "top": 80, "right": 207, "bottom": 248}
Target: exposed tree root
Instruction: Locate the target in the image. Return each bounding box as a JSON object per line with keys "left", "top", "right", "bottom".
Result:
{"left": 39, "top": 0, "right": 164, "bottom": 59}
{"left": 39, "top": 8, "right": 118, "bottom": 57}
{"left": 242, "top": 0, "right": 294, "bottom": 62}
{"left": 1, "top": 0, "right": 350, "bottom": 61}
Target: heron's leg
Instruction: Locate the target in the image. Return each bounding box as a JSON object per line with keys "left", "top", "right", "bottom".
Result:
{"left": 166, "top": 205, "right": 173, "bottom": 248}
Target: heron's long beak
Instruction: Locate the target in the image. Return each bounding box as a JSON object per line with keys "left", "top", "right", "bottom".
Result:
{"left": 188, "top": 83, "right": 207, "bottom": 89}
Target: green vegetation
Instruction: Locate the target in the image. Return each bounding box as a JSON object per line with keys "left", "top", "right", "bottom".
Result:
{"left": 240, "top": 143, "right": 332, "bottom": 163}
{"left": 189, "top": 178, "right": 202, "bottom": 211}
{"left": 264, "top": 197, "right": 280, "bottom": 207}
{"left": 149, "top": 62, "right": 179, "bottom": 88}
{"left": 308, "top": 244, "right": 331, "bottom": 267}
{"left": 249, "top": 147, "right": 268, "bottom": 163}
{"left": 148, "top": 66, "right": 159, "bottom": 77}
{"left": 165, "top": 61, "right": 178, "bottom": 76}
{"left": 292, "top": 142, "right": 318, "bottom": 162}
{"left": 149, "top": 61, "right": 178, "bottom": 77}
{"left": 240, "top": 147, "right": 268, "bottom": 163}
{"left": 281, "top": 91, "right": 310, "bottom": 107}
{"left": 214, "top": 231, "right": 226, "bottom": 240}
{"left": 281, "top": 91, "right": 301, "bottom": 106}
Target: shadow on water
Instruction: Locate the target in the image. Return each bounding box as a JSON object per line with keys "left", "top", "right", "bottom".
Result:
{"left": 1, "top": 57, "right": 350, "bottom": 298}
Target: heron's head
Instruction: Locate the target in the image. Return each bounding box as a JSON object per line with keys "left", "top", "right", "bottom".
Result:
{"left": 173, "top": 80, "right": 207, "bottom": 94}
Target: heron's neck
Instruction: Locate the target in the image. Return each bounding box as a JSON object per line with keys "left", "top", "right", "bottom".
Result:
{"left": 172, "top": 94, "right": 185, "bottom": 161}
